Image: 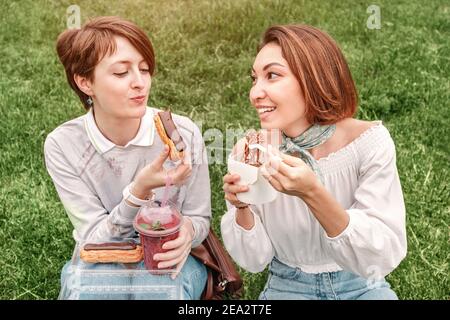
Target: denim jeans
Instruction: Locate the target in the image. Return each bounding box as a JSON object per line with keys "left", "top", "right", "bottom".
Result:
{"left": 60, "top": 255, "right": 207, "bottom": 300}
{"left": 259, "top": 257, "right": 398, "bottom": 300}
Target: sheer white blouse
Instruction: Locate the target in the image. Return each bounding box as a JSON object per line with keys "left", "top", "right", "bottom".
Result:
{"left": 221, "top": 122, "right": 407, "bottom": 278}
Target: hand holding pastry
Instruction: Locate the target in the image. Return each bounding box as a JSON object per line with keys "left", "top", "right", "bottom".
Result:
{"left": 222, "top": 173, "right": 250, "bottom": 208}
{"left": 261, "top": 145, "right": 319, "bottom": 197}
{"left": 133, "top": 146, "right": 192, "bottom": 199}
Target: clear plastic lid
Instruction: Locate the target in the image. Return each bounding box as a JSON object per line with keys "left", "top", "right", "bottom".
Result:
{"left": 59, "top": 239, "right": 183, "bottom": 300}
{"left": 134, "top": 201, "right": 182, "bottom": 236}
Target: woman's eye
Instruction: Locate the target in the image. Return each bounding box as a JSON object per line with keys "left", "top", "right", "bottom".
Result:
{"left": 114, "top": 71, "right": 128, "bottom": 77}
{"left": 250, "top": 75, "right": 256, "bottom": 83}
{"left": 268, "top": 72, "right": 279, "bottom": 80}
{"left": 140, "top": 69, "right": 150, "bottom": 73}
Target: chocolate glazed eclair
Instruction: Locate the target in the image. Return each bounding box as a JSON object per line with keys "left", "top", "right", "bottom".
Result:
{"left": 154, "top": 111, "right": 186, "bottom": 161}
{"left": 80, "top": 242, "right": 143, "bottom": 263}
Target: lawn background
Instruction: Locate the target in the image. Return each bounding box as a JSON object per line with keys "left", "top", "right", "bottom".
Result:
{"left": 0, "top": 0, "right": 448, "bottom": 299}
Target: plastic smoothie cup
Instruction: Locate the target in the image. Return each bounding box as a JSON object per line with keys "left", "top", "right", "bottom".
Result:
{"left": 133, "top": 201, "right": 183, "bottom": 271}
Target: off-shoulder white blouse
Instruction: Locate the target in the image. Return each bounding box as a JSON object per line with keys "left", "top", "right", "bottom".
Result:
{"left": 221, "top": 122, "right": 407, "bottom": 278}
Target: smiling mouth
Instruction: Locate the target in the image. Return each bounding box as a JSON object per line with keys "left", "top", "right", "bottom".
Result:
{"left": 257, "top": 106, "right": 277, "bottom": 115}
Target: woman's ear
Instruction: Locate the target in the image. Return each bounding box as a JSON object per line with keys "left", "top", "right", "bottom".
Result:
{"left": 74, "top": 74, "right": 94, "bottom": 96}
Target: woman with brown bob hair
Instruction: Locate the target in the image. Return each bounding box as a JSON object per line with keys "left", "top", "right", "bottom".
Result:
{"left": 44, "top": 16, "right": 210, "bottom": 299}
{"left": 222, "top": 25, "right": 406, "bottom": 300}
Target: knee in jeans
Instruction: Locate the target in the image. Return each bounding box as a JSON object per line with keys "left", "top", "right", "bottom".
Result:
{"left": 258, "top": 289, "right": 268, "bottom": 300}
{"left": 358, "top": 287, "right": 398, "bottom": 300}
{"left": 181, "top": 256, "right": 207, "bottom": 300}
{"left": 60, "top": 261, "right": 73, "bottom": 286}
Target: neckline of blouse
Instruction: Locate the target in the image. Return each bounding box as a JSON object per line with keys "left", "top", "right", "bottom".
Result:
{"left": 317, "top": 120, "right": 383, "bottom": 163}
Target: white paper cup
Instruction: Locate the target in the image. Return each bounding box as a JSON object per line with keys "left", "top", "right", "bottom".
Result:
{"left": 227, "top": 154, "right": 277, "bottom": 205}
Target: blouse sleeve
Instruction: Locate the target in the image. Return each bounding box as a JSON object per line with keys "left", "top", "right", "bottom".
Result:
{"left": 323, "top": 133, "right": 407, "bottom": 279}
{"left": 221, "top": 202, "right": 274, "bottom": 273}
{"left": 44, "top": 135, "right": 139, "bottom": 242}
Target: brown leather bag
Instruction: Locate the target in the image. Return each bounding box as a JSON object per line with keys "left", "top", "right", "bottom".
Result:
{"left": 191, "top": 228, "right": 244, "bottom": 300}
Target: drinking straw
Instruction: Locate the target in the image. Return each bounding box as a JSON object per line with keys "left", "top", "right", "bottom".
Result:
{"left": 161, "top": 174, "right": 172, "bottom": 208}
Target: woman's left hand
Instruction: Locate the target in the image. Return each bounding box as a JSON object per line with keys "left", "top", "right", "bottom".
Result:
{"left": 261, "top": 146, "right": 320, "bottom": 198}
{"left": 152, "top": 217, "right": 195, "bottom": 279}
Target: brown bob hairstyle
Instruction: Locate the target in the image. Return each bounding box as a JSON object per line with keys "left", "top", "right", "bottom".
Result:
{"left": 258, "top": 25, "right": 358, "bottom": 124}
{"left": 56, "top": 16, "right": 155, "bottom": 110}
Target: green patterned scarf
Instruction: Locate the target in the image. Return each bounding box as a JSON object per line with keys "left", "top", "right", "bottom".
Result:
{"left": 279, "top": 124, "right": 336, "bottom": 183}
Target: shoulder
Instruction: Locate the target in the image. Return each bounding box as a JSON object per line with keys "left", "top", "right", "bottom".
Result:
{"left": 336, "top": 118, "right": 379, "bottom": 142}
{"left": 339, "top": 118, "right": 396, "bottom": 164}
{"left": 173, "top": 113, "right": 200, "bottom": 135}
{"left": 44, "top": 114, "right": 87, "bottom": 155}
{"left": 338, "top": 118, "right": 392, "bottom": 144}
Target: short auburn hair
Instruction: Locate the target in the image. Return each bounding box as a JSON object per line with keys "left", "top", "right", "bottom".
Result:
{"left": 56, "top": 16, "right": 155, "bottom": 110}
{"left": 258, "top": 25, "right": 358, "bottom": 124}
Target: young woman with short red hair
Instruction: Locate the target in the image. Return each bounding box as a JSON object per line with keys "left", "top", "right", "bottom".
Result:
{"left": 45, "top": 16, "right": 210, "bottom": 299}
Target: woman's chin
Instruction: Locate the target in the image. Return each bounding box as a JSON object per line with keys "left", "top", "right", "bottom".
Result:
{"left": 130, "top": 104, "right": 147, "bottom": 118}
{"left": 260, "top": 121, "right": 280, "bottom": 130}
{"left": 117, "top": 107, "right": 145, "bottom": 121}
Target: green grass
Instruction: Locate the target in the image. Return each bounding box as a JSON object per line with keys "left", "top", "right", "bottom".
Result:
{"left": 0, "top": 0, "right": 448, "bottom": 299}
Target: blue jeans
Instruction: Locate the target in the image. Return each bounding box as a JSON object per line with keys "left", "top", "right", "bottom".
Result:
{"left": 259, "top": 257, "right": 398, "bottom": 300}
{"left": 60, "top": 255, "right": 207, "bottom": 300}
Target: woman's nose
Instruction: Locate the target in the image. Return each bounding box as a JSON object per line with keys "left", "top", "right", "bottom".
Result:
{"left": 131, "top": 70, "right": 145, "bottom": 89}
{"left": 249, "top": 80, "right": 266, "bottom": 102}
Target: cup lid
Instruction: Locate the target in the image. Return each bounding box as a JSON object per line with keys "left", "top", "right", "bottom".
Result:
{"left": 133, "top": 202, "right": 182, "bottom": 236}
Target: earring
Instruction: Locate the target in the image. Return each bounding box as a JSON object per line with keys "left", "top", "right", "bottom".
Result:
{"left": 86, "top": 96, "right": 93, "bottom": 106}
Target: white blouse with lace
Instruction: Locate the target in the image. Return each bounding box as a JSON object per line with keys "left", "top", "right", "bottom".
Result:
{"left": 221, "top": 122, "right": 407, "bottom": 278}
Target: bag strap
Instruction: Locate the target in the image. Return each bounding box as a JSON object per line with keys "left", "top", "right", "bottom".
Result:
{"left": 191, "top": 243, "right": 221, "bottom": 273}
{"left": 202, "top": 270, "right": 214, "bottom": 300}
{"left": 203, "top": 230, "right": 242, "bottom": 283}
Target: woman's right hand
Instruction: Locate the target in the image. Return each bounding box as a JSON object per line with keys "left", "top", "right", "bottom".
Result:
{"left": 133, "top": 145, "right": 192, "bottom": 198}
{"left": 222, "top": 173, "right": 250, "bottom": 208}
